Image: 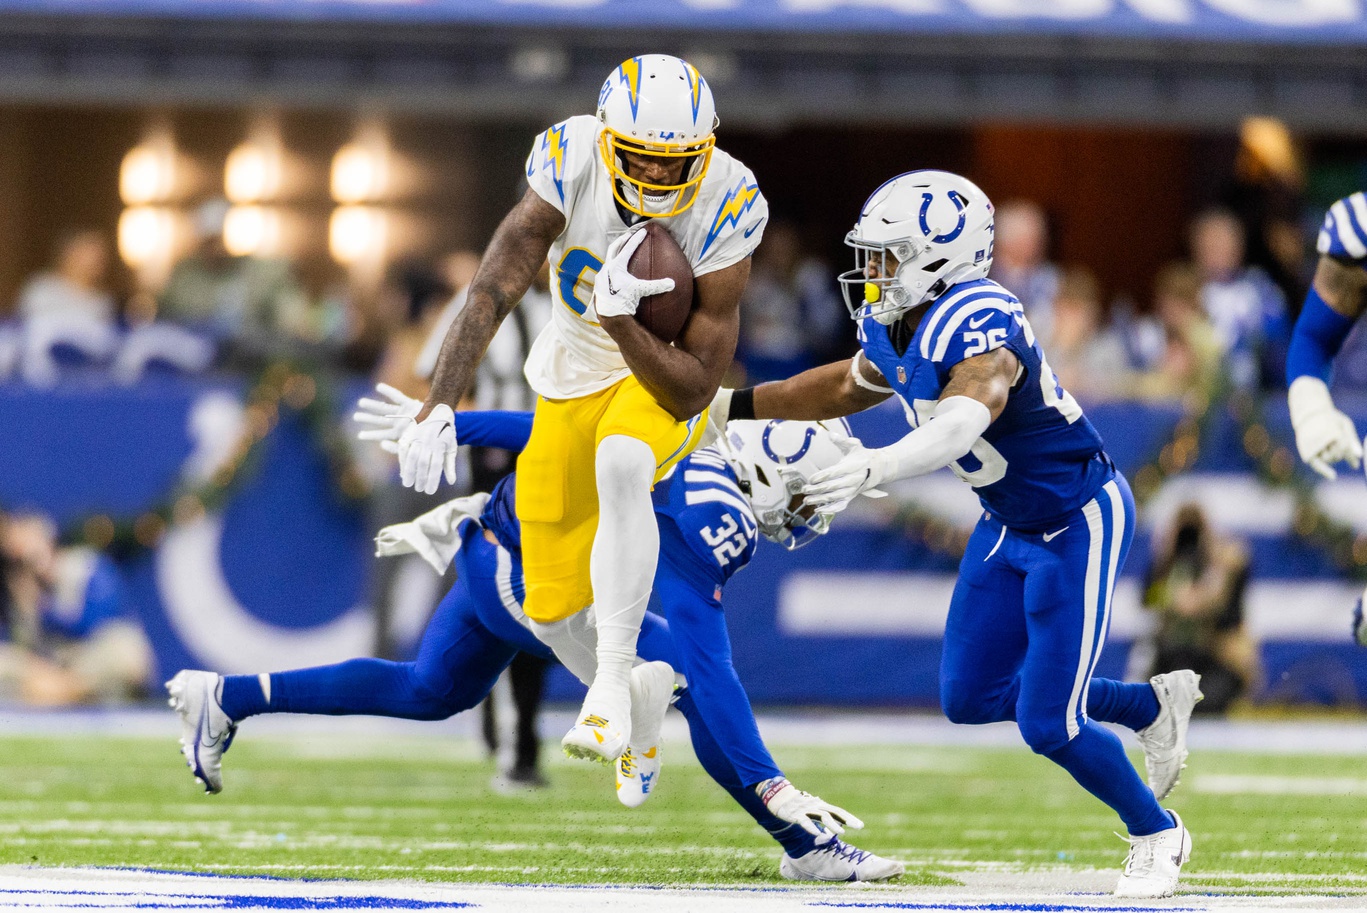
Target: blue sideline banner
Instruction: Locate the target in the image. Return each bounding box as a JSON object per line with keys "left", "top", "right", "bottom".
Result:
{"left": 2, "top": 378, "right": 1367, "bottom": 707}
{"left": 2, "top": 0, "right": 1367, "bottom": 44}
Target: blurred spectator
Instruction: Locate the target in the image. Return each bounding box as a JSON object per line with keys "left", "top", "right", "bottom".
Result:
{"left": 1188, "top": 208, "right": 1290, "bottom": 390}
{"left": 990, "top": 200, "right": 1061, "bottom": 349}
{"left": 1133, "top": 503, "right": 1259, "bottom": 714}
{"left": 736, "top": 221, "right": 845, "bottom": 383}
{"left": 158, "top": 199, "right": 311, "bottom": 365}
{"left": 0, "top": 511, "right": 152, "bottom": 706}
{"left": 15, "top": 229, "right": 120, "bottom": 385}
{"left": 417, "top": 257, "right": 554, "bottom": 793}
{"left": 1219, "top": 117, "right": 1311, "bottom": 306}
{"left": 1041, "top": 267, "right": 1130, "bottom": 401}
{"left": 17, "top": 229, "right": 116, "bottom": 326}
{"left": 1128, "top": 264, "right": 1224, "bottom": 401}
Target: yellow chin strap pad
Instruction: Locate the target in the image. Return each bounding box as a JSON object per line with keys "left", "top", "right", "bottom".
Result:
{"left": 864, "top": 282, "right": 881, "bottom": 304}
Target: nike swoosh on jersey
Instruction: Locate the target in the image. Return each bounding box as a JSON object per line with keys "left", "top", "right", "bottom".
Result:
{"left": 743, "top": 218, "right": 765, "bottom": 238}
{"left": 968, "top": 313, "right": 992, "bottom": 329}
{"left": 1043, "top": 526, "right": 1069, "bottom": 542}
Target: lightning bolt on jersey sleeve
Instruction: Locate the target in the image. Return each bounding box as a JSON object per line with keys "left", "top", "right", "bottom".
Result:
{"left": 689, "top": 167, "right": 768, "bottom": 277}
{"left": 1318, "top": 193, "right": 1367, "bottom": 264}
{"left": 524, "top": 118, "right": 593, "bottom": 217}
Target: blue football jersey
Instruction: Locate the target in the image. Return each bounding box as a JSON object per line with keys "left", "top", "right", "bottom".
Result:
{"left": 652, "top": 446, "right": 759, "bottom": 588}
{"left": 478, "top": 446, "right": 757, "bottom": 587}
{"left": 1318, "top": 193, "right": 1367, "bottom": 265}
{"left": 858, "top": 278, "right": 1111, "bottom": 531}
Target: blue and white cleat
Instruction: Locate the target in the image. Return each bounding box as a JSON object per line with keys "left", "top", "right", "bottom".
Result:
{"left": 780, "top": 837, "right": 906, "bottom": 882}
{"left": 166, "top": 670, "right": 236, "bottom": 794}
{"left": 1114, "top": 810, "right": 1191, "bottom": 898}
{"left": 1136, "top": 670, "right": 1203, "bottom": 800}
{"left": 615, "top": 661, "right": 675, "bottom": 808}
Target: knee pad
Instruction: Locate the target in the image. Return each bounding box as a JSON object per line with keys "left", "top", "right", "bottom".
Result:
{"left": 523, "top": 578, "right": 593, "bottom": 624}
{"left": 595, "top": 435, "right": 655, "bottom": 504}
{"left": 941, "top": 681, "right": 1006, "bottom": 726}
{"left": 1017, "top": 715, "right": 1073, "bottom": 756}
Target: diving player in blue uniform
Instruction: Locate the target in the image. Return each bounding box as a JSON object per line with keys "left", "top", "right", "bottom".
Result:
{"left": 1282, "top": 193, "right": 1367, "bottom": 643}
{"left": 712, "top": 170, "right": 1202, "bottom": 898}
{"left": 167, "top": 406, "right": 904, "bottom": 883}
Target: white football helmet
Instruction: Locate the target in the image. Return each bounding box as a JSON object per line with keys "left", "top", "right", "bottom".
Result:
{"left": 596, "top": 54, "right": 718, "bottom": 218}
{"left": 838, "top": 170, "right": 996, "bottom": 324}
{"left": 723, "top": 418, "right": 853, "bottom": 550}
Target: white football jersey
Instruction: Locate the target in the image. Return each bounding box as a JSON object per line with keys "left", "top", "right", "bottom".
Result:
{"left": 522, "top": 114, "right": 768, "bottom": 399}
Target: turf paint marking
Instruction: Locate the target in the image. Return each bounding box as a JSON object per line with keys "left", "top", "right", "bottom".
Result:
{"left": 0, "top": 888, "right": 471, "bottom": 909}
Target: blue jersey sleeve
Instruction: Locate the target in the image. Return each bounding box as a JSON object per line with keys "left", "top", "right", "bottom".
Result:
{"left": 1318, "top": 194, "right": 1367, "bottom": 264}
{"left": 919, "top": 287, "right": 1024, "bottom": 382}
{"left": 453, "top": 410, "right": 534, "bottom": 453}
{"left": 652, "top": 544, "right": 782, "bottom": 788}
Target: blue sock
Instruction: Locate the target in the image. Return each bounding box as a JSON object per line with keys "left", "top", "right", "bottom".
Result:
{"left": 1045, "top": 722, "right": 1175, "bottom": 836}
{"left": 1087, "top": 678, "right": 1160, "bottom": 731}
{"left": 219, "top": 674, "right": 271, "bottom": 721}
{"left": 674, "top": 691, "right": 816, "bottom": 858}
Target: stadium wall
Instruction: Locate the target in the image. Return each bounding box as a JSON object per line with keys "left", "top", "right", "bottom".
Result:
{"left": 3, "top": 379, "right": 1365, "bottom": 708}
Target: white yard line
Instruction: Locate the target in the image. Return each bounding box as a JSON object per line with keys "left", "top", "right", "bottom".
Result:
{"left": 0, "top": 866, "right": 1365, "bottom": 913}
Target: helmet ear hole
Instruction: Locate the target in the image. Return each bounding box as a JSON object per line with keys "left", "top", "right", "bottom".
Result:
{"left": 754, "top": 465, "right": 770, "bottom": 487}
{"left": 921, "top": 258, "right": 949, "bottom": 272}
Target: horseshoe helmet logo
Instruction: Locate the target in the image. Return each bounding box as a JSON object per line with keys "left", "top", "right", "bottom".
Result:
{"left": 761, "top": 421, "right": 817, "bottom": 465}
{"left": 919, "top": 190, "right": 968, "bottom": 244}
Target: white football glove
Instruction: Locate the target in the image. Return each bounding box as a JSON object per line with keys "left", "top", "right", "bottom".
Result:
{"left": 1288, "top": 376, "right": 1362, "bottom": 480}
{"left": 591, "top": 228, "right": 675, "bottom": 319}
{"left": 757, "top": 777, "right": 864, "bottom": 838}
{"left": 374, "top": 492, "right": 491, "bottom": 574}
{"left": 803, "top": 437, "right": 892, "bottom": 514}
{"left": 354, "top": 382, "right": 422, "bottom": 448}
{"left": 397, "top": 403, "right": 459, "bottom": 495}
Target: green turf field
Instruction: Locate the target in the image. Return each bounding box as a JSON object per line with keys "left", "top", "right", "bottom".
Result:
{"left": 1, "top": 732, "right": 1366, "bottom": 894}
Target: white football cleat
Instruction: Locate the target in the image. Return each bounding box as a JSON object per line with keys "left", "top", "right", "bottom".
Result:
{"left": 562, "top": 681, "right": 631, "bottom": 764}
{"left": 166, "top": 670, "right": 236, "bottom": 794}
{"left": 780, "top": 836, "right": 906, "bottom": 882}
{"left": 1136, "top": 670, "right": 1203, "bottom": 800}
{"left": 615, "top": 661, "right": 675, "bottom": 807}
{"left": 1114, "top": 810, "right": 1191, "bottom": 898}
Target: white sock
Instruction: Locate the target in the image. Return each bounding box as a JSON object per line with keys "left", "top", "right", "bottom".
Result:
{"left": 528, "top": 611, "right": 600, "bottom": 686}
{"left": 584, "top": 435, "right": 658, "bottom": 719}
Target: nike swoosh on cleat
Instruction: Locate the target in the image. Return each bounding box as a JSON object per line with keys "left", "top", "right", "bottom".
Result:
{"left": 968, "top": 313, "right": 992, "bottom": 329}
{"left": 1043, "top": 526, "right": 1069, "bottom": 542}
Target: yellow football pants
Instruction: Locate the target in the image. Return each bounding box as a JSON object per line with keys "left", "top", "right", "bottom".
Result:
{"left": 515, "top": 374, "right": 707, "bottom": 624}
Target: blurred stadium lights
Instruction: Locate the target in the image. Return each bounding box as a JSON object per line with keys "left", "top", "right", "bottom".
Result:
{"left": 225, "top": 128, "right": 284, "bottom": 204}
{"left": 119, "top": 131, "right": 177, "bottom": 206}
{"left": 329, "top": 205, "right": 387, "bottom": 269}
{"left": 509, "top": 45, "right": 569, "bottom": 83}
{"left": 223, "top": 205, "right": 281, "bottom": 257}
{"left": 117, "top": 206, "right": 177, "bottom": 272}
{"left": 331, "top": 126, "right": 390, "bottom": 206}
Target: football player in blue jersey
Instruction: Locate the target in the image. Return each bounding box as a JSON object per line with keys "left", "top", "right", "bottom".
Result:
{"left": 712, "top": 170, "right": 1202, "bottom": 898}
{"left": 1282, "top": 193, "right": 1367, "bottom": 644}
{"left": 167, "top": 405, "right": 904, "bottom": 883}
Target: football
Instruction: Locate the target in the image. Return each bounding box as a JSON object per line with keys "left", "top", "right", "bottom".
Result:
{"left": 627, "top": 220, "right": 694, "bottom": 344}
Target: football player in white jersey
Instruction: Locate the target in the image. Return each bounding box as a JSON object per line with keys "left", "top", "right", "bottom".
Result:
{"left": 387, "top": 54, "right": 767, "bottom": 763}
